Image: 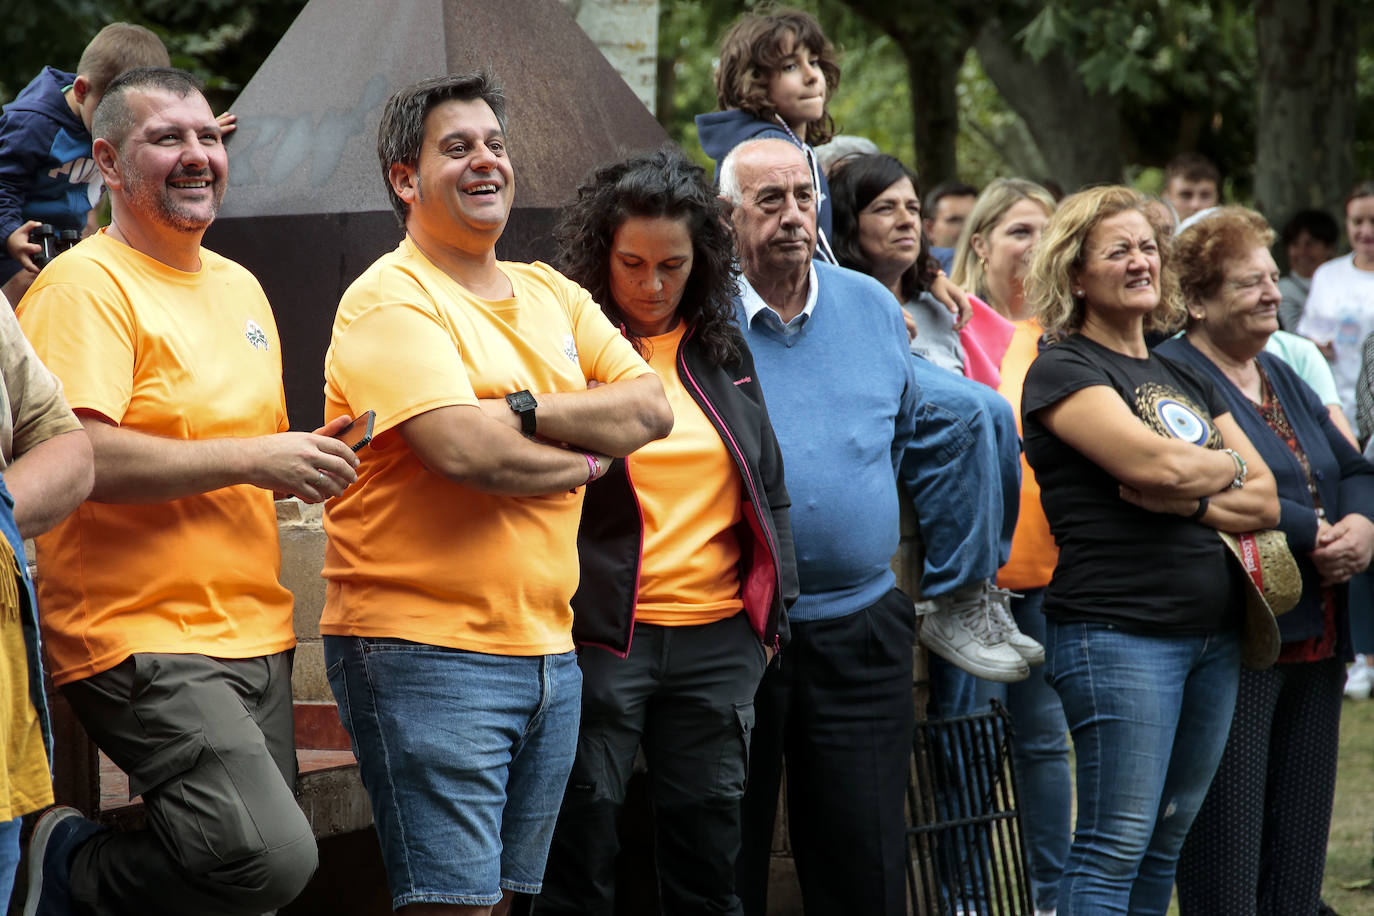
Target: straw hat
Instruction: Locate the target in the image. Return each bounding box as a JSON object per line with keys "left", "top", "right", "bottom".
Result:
{"left": 1217, "top": 529, "right": 1301, "bottom": 670}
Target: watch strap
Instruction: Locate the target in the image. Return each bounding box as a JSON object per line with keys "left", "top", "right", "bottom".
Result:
{"left": 506, "top": 390, "right": 537, "bottom": 437}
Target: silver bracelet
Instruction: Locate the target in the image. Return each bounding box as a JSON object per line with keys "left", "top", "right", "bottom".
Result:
{"left": 1223, "top": 447, "right": 1247, "bottom": 489}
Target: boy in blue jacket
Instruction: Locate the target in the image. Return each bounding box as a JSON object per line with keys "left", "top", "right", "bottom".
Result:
{"left": 696, "top": 8, "right": 840, "bottom": 261}
{"left": 697, "top": 8, "right": 970, "bottom": 324}
{"left": 0, "top": 23, "right": 194, "bottom": 303}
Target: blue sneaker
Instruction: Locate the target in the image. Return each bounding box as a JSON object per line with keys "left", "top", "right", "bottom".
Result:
{"left": 22, "top": 806, "right": 103, "bottom": 916}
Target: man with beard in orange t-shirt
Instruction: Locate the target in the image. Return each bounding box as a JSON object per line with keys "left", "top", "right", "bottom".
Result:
{"left": 17, "top": 67, "right": 359, "bottom": 916}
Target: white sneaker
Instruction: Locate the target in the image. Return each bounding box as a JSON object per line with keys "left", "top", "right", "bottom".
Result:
{"left": 917, "top": 582, "right": 1029, "bottom": 682}
{"left": 989, "top": 585, "right": 1045, "bottom": 666}
{"left": 1345, "top": 656, "right": 1373, "bottom": 700}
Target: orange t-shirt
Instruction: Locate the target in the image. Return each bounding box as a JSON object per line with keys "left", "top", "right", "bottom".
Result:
{"left": 321, "top": 240, "right": 653, "bottom": 655}
{"left": 996, "top": 319, "right": 1059, "bottom": 590}
{"left": 630, "top": 324, "right": 744, "bottom": 626}
{"left": 17, "top": 231, "right": 294, "bottom": 686}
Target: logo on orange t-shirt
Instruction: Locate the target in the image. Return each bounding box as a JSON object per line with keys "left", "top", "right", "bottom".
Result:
{"left": 245, "top": 319, "right": 270, "bottom": 351}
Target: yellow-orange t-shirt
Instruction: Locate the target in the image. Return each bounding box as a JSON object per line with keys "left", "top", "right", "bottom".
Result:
{"left": 0, "top": 589, "right": 49, "bottom": 820}
{"left": 321, "top": 240, "right": 653, "bottom": 655}
{"left": 17, "top": 231, "right": 294, "bottom": 686}
{"left": 630, "top": 324, "right": 744, "bottom": 626}
{"left": 996, "top": 319, "right": 1059, "bottom": 590}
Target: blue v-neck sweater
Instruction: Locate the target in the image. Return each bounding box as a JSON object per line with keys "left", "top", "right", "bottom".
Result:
{"left": 736, "top": 261, "right": 917, "bottom": 621}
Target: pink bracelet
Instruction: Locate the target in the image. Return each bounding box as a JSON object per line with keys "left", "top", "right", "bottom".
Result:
{"left": 584, "top": 453, "right": 600, "bottom": 485}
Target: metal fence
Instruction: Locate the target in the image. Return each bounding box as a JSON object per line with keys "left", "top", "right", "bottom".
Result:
{"left": 907, "top": 700, "right": 1034, "bottom": 916}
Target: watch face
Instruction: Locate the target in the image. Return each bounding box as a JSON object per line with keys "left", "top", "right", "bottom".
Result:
{"left": 507, "top": 390, "right": 537, "bottom": 412}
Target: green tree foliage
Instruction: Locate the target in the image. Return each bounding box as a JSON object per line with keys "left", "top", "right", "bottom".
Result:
{"left": 0, "top": 0, "right": 306, "bottom": 114}
{"left": 1007, "top": 0, "right": 1258, "bottom": 193}
{"left": 954, "top": 52, "right": 1047, "bottom": 188}
{"left": 7, "top": 0, "right": 1372, "bottom": 214}
{"left": 1357, "top": 21, "right": 1374, "bottom": 185}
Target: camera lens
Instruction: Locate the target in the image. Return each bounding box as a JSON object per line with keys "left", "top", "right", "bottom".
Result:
{"left": 31, "top": 224, "right": 58, "bottom": 268}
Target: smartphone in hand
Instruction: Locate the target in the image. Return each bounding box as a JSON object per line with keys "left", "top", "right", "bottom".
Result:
{"left": 336, "top": 410, "right": 376, "bottom": 452}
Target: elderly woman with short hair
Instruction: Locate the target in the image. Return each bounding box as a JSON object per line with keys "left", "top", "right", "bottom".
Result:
{"left": 1157, "top": 207, "right": 1374, "bottom": 915}
{"left": 1020, "top": 186, "right": 1279, "bottom": 915}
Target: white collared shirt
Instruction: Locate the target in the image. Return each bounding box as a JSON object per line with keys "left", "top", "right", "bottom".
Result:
{"left": 739, "top": 263, "right": 820, "bottom": 339}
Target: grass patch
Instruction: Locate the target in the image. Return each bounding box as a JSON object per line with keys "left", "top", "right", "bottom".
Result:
{"left": 1164, "top": 696, "right": 1374, "bottom": 915}
{"left": 1325, "top": 698, "right": 1374, "bottom": 914}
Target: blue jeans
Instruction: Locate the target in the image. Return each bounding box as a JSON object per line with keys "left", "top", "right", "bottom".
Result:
{"left": 901, "top": 356, "right": 1021, "bottom": 598}
{"left": 1045, "top": 620, "right": 1240, "bottom": 915}
{"left": 928, "top": 589, "right": 1070, "bottom": 912}
{"left": 0, "top": 815, "right": 18, "bottom": 905}
{"left": 325, "top": 636, "right": 581, "bottom": 909}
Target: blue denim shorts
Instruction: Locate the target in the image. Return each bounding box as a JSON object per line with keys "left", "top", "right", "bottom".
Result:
{"left": 324, "top": 636, "right": 581, "bottom": 908}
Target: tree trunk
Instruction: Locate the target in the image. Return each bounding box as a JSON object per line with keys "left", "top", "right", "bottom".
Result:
{"left": 974, "top": 18, "right": 1124, "bottom": 191}
{"left": 1253, "top": 0, "right": 1356, "bottom": 239}
{"left": 840, "top": 0, "right": 973, "bottom": 187}
{"left": 904, "top": 33, "right": 968, "bottom": 187}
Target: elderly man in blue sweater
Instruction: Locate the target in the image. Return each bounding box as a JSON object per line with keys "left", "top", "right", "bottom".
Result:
{"left": 726, "top": 137, "right": 1017, "bottom": 916}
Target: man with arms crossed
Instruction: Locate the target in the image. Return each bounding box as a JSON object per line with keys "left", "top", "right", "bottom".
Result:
{"left": 320, "top": 73, "right": 672, "bottom": 916}
{"left": 724, "top": 137, "right": 919, "bottom": 915}
{"left": 18, "top": 67, "right": 360, "bottom": 916}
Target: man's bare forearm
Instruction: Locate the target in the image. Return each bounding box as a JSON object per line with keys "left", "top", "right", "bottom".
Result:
{"left": 6, "top": 429, "right": 93, "bottom": 537}
{"left": 80, "top": 414, "right": 359, "bottom": 504}
{"left": 483, "top": 373, "right": 673, "bottom": 457}
{"left": 400, "top": 405, "right": 610, "bottom": 495}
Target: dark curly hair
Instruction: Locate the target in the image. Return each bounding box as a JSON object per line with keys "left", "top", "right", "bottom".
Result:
{"left": 555, "top": 148, "right": 741, "bottom": 367}
{"left": 829, "top": 154, "right": 938, "bottom": 301}
{"left": 713, "top": 7, "right": 840, "bottom": 146}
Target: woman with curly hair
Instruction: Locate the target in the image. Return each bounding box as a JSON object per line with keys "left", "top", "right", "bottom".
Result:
{"left": 534, "top": 147, "right": 798, "bottom": 916}
{"left": 1021, "top": 186, "right": 1279, "bottom": 914}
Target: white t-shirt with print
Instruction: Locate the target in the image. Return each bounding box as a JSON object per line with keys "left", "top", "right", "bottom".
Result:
{"left": 1296, "top": 253, "right": 1374, "bottom": 418}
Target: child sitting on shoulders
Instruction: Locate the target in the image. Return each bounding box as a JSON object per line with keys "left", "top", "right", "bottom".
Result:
{"left": 696, "top": 7, "right": 840, "bottom": 261}
{"left": 0, "top": 22, "right": 236, "bottom": 304}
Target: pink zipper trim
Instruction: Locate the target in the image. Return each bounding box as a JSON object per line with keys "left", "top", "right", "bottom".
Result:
{"left": 678, "top": 326, "right": 780, "bottom": 645}
{"left": 619, "top": 457, "right": 645, "bottom": 658}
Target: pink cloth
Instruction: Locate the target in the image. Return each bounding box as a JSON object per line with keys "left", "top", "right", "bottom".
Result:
{"left": 958, "top": 295, "right": 1016, "bottom": 388}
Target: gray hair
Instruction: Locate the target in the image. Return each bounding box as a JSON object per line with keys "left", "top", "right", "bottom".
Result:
{"left": 718, "top": 137, "right": 805, "bottom": 206}
{"left": 813, "top": 134, "right": 879, "bottom": 175}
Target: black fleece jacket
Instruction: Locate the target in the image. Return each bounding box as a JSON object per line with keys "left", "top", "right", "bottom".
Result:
{"left": 571, "top": 322, "right": 799, "bottom": 656}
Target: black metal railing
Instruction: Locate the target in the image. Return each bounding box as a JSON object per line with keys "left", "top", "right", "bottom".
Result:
{"left": 907, "top": 700, "right": 1033, "bottom": 915}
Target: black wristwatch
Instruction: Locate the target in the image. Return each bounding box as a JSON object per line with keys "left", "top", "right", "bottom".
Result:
{"left": 506, "top": 389, "right": 538, "bottom": 437}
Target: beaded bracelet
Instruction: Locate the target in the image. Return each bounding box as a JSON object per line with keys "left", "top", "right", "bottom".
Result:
{"left": 1222, "top": 448, "right": 1247, "bottom": 489}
